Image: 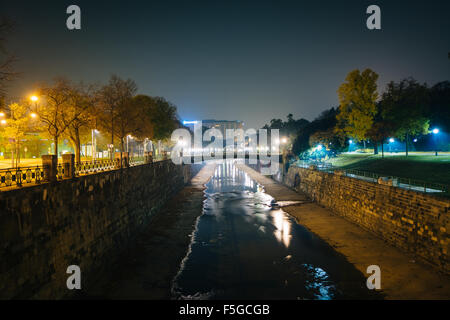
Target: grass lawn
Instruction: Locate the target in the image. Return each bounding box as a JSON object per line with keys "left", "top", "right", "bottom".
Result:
{"left": 326, "top": 153, "right": 450, "bottom": 186}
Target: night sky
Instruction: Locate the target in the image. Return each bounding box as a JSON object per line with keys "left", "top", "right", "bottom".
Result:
{"left": 2, "top": 0, "right": 449, "bottom": 129}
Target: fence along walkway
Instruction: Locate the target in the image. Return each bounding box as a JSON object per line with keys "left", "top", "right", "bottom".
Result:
{"left": 0, "top": 157, "right": 163, "bottom": 191}
{"left": 292, "top": 160, "right": 449, "bottom": 196}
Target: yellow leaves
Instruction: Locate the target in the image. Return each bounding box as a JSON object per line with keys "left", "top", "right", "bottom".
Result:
{"left": 336, "top": 69, "right": 379, "bottom": 141}
{"left": 0, "top": 103, "right": 36, "bottom": 148}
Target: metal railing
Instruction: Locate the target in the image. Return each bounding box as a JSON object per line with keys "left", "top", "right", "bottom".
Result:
{"left": 0, "top": 155, "right": 171, "bottom": 191}
{"left": 292, "top": 161, "right": 449, "bottom": 196}
{"left": 75, "top": 159, "right": 119, "bottom": 176}
{"left": 0, "top": 166, "right": 45, "bottom": 189}
{"left": 293, "top": 160, "right": 333, "bottom": 170}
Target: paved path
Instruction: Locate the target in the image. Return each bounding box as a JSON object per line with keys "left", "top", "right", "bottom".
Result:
{"left": 236, "top": 162, "right": 450, "bottom": 300}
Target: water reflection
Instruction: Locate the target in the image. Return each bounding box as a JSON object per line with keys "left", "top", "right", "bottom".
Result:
{"left": 271, "top": 210, "right": 292, "bottom": 248}
{"left": 172, "top": 160, "right": 381, "bottom": 300}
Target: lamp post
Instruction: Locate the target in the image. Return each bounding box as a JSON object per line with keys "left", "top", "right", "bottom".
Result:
{"left": 432, "top": 128, "right": 439, "bottom": 156}
{"left": 30, "top": 95, "right": 39, "bottom": 118}
{"left": 389, "top": 138, "right": 394, "bottom": 153}
{"left": 92, "top": 129, "right": 99, "bottom": 162}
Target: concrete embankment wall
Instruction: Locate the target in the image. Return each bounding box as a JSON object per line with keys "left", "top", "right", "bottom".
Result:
{"left": 283, "top": 166, "right": 450, "bottom": 274}
{"left": 0, "top": 161, "right": 192, "bottom": 299}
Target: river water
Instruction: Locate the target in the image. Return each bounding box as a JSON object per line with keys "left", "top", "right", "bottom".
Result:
{"left": 172, "top": 161, "right": 382, "bottom": 300}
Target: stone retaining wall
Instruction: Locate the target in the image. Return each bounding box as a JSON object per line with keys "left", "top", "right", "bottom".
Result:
{"left": 284, "top": 166, "right": 450, "bottom": 274}
{"left": 0, "top": 161, "right": 191, "bottom": 299}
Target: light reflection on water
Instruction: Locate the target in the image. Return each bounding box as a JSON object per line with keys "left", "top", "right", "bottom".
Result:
{"left": 271, "top": 210, "right": 292, "bottom": 248}
{"left": 171, "top": 160, "right": 381, "bottom": 300}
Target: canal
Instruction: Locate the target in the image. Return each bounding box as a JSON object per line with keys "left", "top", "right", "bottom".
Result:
{"left": 171, "top": 161, "right": 381, "bottom": 300}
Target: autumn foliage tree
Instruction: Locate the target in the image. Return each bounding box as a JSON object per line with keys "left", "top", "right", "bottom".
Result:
{"left": 1, "top": 102, "right": 37, "bottom": 167}
{"left": 335, "top": 69, "right": 379, "bottom": 148}
{"left": 36, "top": 79, "right": 74, "bottom": 156}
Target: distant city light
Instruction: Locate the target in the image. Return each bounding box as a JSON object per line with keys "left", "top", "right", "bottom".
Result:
{"left": 183, "top": 120, "right": 198, "bottom": 125}
{"left": 432, "top": 128, "right": 439, "bottom": 134}
{"left": 389, "top": 138, "right": 395, "bottom": 143}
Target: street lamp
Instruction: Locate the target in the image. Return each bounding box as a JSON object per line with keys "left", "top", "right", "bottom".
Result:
{"left": 127, "top": 135, "right": 133, "bottom": 153}
{"left": 389, "top": 138, "right": 395, "bottom": 143}
{"left": 432, "top": 128, "right": 439, "bottom": 156}
{"left": 92, "top": 129, "right": 99, "bottom": 162}
{"left": 30, "top": 95, "right": 39, "bottom": 110}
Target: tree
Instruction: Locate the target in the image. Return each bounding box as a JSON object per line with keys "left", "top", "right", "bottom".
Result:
{"left": 132, "top": 95, "right": 155, "bottom": 141}
{"left": 263, "top": 114, "right": 309, "bottom": 143}
{"left": 36, "top": 79, "right": 74, "bottom": 156}
{"left": 150, "top": 97, "right": 179, "bottom": 141}
{"left": 132, "top": 94, "right": 180, "bottom": 152}
{"left": 97, "top": 75, "right": 138, "bottom": 159}
{"left": 335, "top": 69, "right": 379, "bottom": 148}
{"left": 308, "top": 128, "right": 340, "bottom": 150}
{"left": 429, "top": 81, "right": 450, "bottom": 132}
{"left": 63, "top": 82, "right": 96, "bottom": 163}
{"left": 380, "top": 78, "right": 430, "bottom": 156}
{"left": 292, "top": 108, "right": 343, "bottom": 156}
{"left": 0, "top": 103, "right": 36, "bottom": 167}
{"left": 367, "top": 116, "right": 395, "bottom": 158}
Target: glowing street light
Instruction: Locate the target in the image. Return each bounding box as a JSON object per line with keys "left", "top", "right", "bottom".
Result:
{"left": 30, "top": 112, "right": 38, "bottom": 118}
{"left": 389, "top": 138, "right": 395, "bottom": 143}
{"left": 316, "top": 144, "right": 323, "bottom": 151}
{"left": 30, "top": 95, "right": 39, "bottom": 102}
{"left": 349, "top": 140, "right": 353, "bottom": 144}
{"left": 0, "top": 119, "right": 6, "bottom": 125}
{"left": 281, "top": 137, "right": 288, "bottom": 144}
{"left": 413, "top": 138, "right": 418, "bottom": 143}
{"left": 0, "top": 112, "right": 5, "bottom": 117}
{"left": 126, "top": 134, "right": 134, "bottom": 154}
{"left": 432, "top": 128, "right": 440, "bottom": 156}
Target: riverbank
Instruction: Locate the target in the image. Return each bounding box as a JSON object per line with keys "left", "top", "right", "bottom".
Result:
{"left": 235, "top": 162, "right": 450, "bottom": 299}
{"left": 75, "top": 162, "right": 217, "bottom": 299}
